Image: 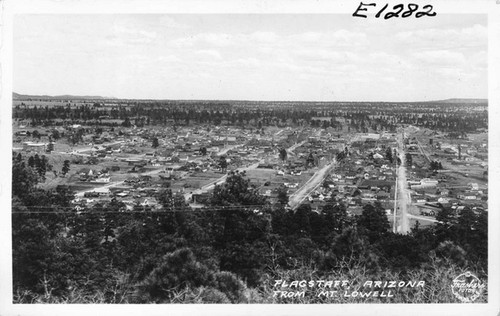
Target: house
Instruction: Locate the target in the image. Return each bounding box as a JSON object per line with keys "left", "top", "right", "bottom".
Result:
{"left": 438, "top": 189, "right": 450, "bottom": 196}
{"left": 22, "top": 142, "right": 47, "bottom": 153}
{"left": 468, "top": 183, "right": 479, "bottom": 191}
{"left": 421, "top": 178, "right": 439, "bottom": 185}
{"left": 458, "top": 193, "right": 478, "bottom": 200}
{"left": 411, "top": 178, "right": 438, "bottom": 189}
{"left": 94, "top": 177, "right": 111, "bottom": 183}
{"left": 93, "top": 187, "right": 110, "bottom": 196}
{"left": 140, "top": 198, "right": 159, "bottom": 208}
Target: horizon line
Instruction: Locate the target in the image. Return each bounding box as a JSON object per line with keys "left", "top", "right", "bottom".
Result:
{"left": 12, "top": 92, "right": 488, "bottom": 104}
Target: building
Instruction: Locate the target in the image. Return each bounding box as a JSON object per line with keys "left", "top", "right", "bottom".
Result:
{"left": 22, "top": 142, "right": 47, "bottom": 153}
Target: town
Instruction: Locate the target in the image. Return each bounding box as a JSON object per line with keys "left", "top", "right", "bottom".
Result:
{"left": 12, "top": 95, "right": 488, "bottom": 233}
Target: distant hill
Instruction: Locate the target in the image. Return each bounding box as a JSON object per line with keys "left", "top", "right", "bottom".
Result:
{"left": 12, "top": 92, "right": 487, "bottom": 104}
{"left": 430, "top": 98, "right": 487, "bottom": 104}
{"left": 13, "top": 92, "right": 115, "bottom": 100}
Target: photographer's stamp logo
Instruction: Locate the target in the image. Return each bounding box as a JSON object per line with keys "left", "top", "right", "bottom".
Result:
{"left": 451, "top": 272, "right": 485, "bottom": 303}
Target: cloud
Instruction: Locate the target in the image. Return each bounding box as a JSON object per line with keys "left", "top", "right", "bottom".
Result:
{"left": 164, "top": 28, "right": 371, "bottom": 79}
{"left": 395, "top": 24, "right": 487, "bottom": 49}
{"left": 106, "top": 25, "right": 158, "bottom": 46}
{"left": 435, "top": 68, "right": 462, "bottom": 78}
{"left": 412, "top": 50, "right": 466, "bottom": 66}
{"left": 169, "top": 29, "right": 369, "bottom": 51}
{"left": 156, "top": 16, "right": 190, "bottom": 30}
{"left": 170, "top": 33, "right": 234, "bottom": 48}
{"left": 290, "top": 30, "right": 369, "bottom": 47}
{"left": 470, "top": 50, "right": 487, "bottom": 68}
{"left": 113, "top": 25, "right": 157, "bottom": 39}
{"left": 233, "top": 57, "right": 262, "bottom": 68}
{"left": 249, "top": 31, "right": 278, "bottom": 43}
{"left": 195, "top": 49, "right": 222, "bottom": 60}
{"left": 461, "top": 24, "right": 488, "bottom": 39}
{"left": 294, "top": 49, "right": 343, "bottom": 62}
{"left": 157, "top": 55, "right": 181, "bottom": 63}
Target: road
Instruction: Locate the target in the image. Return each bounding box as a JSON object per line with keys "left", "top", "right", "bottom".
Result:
{"left": 288, "top": 160, "right": 335, "bottom": 210}
{"left": 184, "top": 160, "right": 262, "bottom": 202}
{"left": 396, "top": 129, "right": 411, "bottom": 234}
{"left": 216, "top": 143, "right": 244, "bottom": 157}
{"left": 407, "top": 214, "right": 441, "bottom": 224}
{"left": 287, "top": 140, "right": 306, "bottom": 153}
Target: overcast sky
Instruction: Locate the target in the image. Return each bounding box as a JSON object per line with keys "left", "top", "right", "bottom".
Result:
{"left": 14, "top": 14, "right": 487, "bottom": 102}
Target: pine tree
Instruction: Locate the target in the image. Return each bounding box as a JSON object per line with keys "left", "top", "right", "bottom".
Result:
{"left": 152, "top": 137, "right": 159, "bottom": 148}
{"left": 276, "top": 185, "right": 288, "bottom": 205}
{"left": 62, "top": 160, "right": 70, "bottom": 176}
{"left": 219, "top": 156, "right": 228, "bottom": 172}
{"left": 28, "top": 156, "right": 35, "bottom": 168}
{"left": 278, "top": 148, "right": 287, "bottom": 162}
{"left": 357, "top": 202, "right": 390, "bottom": 242}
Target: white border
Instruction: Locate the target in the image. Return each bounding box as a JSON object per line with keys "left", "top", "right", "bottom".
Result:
{"left": 1, "top": 1, "right": 499, "bottom": 315}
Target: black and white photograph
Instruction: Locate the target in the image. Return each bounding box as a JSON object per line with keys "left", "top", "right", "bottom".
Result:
{"left": 1, "top": 0, "right": 499, "bottom": 315}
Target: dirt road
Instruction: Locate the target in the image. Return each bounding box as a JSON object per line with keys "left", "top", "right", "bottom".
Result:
{"left": 396, "top": 129, "right": 410, "bottom": 234}
{"left": 216, "top": 143, "right": 244, "bottom": 157}
{"left": 287, "top": 140, "right": 306, "bottom": 153}
{"left": 288, "top": 161, "right": 335, "bottom": 210}
{"left": 184, "top": 160, "right": 262, "bottom": 202}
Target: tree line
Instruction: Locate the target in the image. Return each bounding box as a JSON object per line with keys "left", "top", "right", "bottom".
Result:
{"left": 14, "top": 101, "right": 487, "bottom": 133}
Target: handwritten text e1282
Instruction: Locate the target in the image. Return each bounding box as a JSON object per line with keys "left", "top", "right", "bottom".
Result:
{"left": 353, "top": 2, "right": 437, "bottom": 19}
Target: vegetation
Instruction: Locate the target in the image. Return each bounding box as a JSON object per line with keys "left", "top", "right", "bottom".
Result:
{"left": 279, "top": 148, "right": 287, "bottom": 162}
{"left": 12, "top": 153, "right": 487, "bottom": 303}
{"left": 62, "top": 160, "right": 70, "bottom": 176}
{"left": 152, "top": 137, "right": 159, "bottom": 149}
{"left": 14, "top": 100, "right": 487, "bottom": 135}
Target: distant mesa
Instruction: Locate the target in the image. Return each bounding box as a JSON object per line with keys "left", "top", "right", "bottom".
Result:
{"left": 429, "top": 98, "right": 487, "bottom": 104}
{"left": 13, "top": 92, "right": 115, "bottom": 101}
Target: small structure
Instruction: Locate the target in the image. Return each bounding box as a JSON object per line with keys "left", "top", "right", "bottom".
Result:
{"left": 22, "top": 142, "right": 47, "bottom": 153}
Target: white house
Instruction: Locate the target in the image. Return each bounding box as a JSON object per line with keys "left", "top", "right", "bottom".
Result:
{"left": 95, "top": 177, "right": 110, "bottom": 183}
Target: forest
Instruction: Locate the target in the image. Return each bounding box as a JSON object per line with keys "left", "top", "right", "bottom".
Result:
{"left": 12, "top": 153, "right": 488, "bottom": 303}
{"left": 13, "top": 100, "right": 487, "bottom": 133}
